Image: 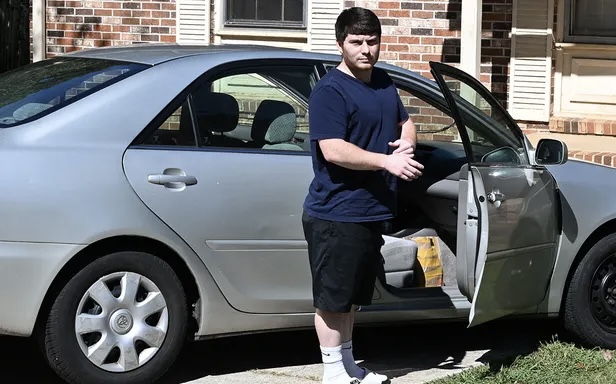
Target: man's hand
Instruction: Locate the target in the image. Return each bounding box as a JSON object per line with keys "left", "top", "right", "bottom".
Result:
{"left": 383, "top": 153, "right": 424, "bottom": 181}
{"left": 388, "top": 139, "right": 415, "bottom": 155}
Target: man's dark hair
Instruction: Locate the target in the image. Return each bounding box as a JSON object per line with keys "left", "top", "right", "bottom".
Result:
{"left": 335, "top": 7, "right": 382, "bottom": 43}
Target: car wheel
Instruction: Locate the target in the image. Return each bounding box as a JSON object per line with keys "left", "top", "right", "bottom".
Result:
{"left": 564, "top": 233, "right": 616, "bottom": 349}
{"left": 41, "top": 251, "right": 188, "bottom": 384}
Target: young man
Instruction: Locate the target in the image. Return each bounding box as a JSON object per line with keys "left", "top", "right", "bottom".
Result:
{"left": 302, "top": 7, "right": 424, "bottom": 384}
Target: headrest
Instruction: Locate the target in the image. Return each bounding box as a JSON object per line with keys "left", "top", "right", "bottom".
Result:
{"left": 251, "top": 100, "right": 297, "bottom": 144}
{"left": 192, "top": 91, "right": 239, "bottom": 133}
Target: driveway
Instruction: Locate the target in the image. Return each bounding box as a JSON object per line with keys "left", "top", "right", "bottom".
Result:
{"left": 0, "top": 318, "right": 559, "bottom": 383}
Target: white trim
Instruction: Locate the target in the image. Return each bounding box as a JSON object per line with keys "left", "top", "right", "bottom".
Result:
{"left": 460, "top": 0, "right": 482, "bottom": 79}
{"left": 32, "top": 0, "right": 46, "bottom": 62}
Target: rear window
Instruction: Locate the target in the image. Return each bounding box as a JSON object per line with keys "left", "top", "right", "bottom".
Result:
{"left": 0, "top": 57, "right": 148, "bottom": 128}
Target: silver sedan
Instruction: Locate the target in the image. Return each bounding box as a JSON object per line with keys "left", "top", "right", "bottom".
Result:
{"left": 0, "top": 44, "right": 614, "bottom": 384}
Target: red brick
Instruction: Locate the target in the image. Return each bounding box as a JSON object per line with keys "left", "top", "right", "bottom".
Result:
{"left": 132, "top": 10, "right": 152, "bottom": 17}
{"left": 161, "top": 34, "right": 176, "bottom": 42}
{"left": 412, "top": 11, "right": 434, "bottom": 18}
{"left": 389, "top": 10, "right": 411, "bottom": 17}
{"left": 434, "top": 29, "right": 459, "bottom": 37}
{"left": 420, "top": 37, "right": 444, "bottom": 45}
{"left": 113, "top": 9, "right": 132, "bottom": 17}
{"left": 151, "top": 11, "right": 170, "bottom": 18}
{"left": 94, "top": 9, "right": 112, "bottom": 16}
{"left": 388, "top": 44, "right": 410, "bottom": 52}
{"left": 398, "top": 36, "right": 420, "bottom": 44}
{"left": 379, "top": 1, "right": 401, "bottom": 9}
{"left": 381, "top": 36, "right": 397, "bottom": 43}
{"left": 143, "top": 3, "right": 161, "bottom": 9}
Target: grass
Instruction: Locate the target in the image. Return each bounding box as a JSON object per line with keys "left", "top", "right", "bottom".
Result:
{"left": 430, "top": 339, "right": 616, "bottom": 384}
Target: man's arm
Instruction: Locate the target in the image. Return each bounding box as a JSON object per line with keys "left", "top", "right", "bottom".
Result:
{"left": 319, "top": 138, "right": 423, "bottom": 180}
{"left": 398, "top": 117, "right": 417, "bottom": 149}
{"left": 319, "top": 139, "right": 387, "bottom": 171}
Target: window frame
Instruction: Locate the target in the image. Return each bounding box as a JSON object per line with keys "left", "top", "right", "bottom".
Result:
{"left": 223, "top": 0, "right": 307, "bottom": 30}
{"left": 386, "top": 67, "right": 529, "bottom": 166}
{"left": 564, "top": 0, "right": 616, "bottom": 44}
{"left": 132, "top": 59, "right": 325, "bottom": 155}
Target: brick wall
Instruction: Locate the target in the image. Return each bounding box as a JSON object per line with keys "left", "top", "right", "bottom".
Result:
{"left": 43, "top": 0, "right": 177, "bottom": 57}
{"left": 341, "top": 0, "right": 513, "bottom": 142}
{"left": 344, "top": 0, "right": 512, "bottom": 108}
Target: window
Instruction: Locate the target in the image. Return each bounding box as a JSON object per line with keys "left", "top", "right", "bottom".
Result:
{"left": 442, "top": 77, "right": 528, "bottom": 165}
{"left": 0, "top": 57, "right": 147, "bottom": 128}
{"left": 143, "top": 65, "right": 317, "bottom": 152}
{"left": 565, "top": 0, "right": 616, "bottom": 43}
{"left": 225, "top": 0, "right": 305, "bottom": 28}
{"left": 142, "top": 101, "right": 197, "bottom": 147}
{"left": 396, "top": 86, "right": 461, "bottom": 144}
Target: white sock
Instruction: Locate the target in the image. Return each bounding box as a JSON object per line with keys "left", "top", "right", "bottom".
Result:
{"left": 341, "top": 341, "right": 365, "bottom": 379}
{"left": 321, "top": 345, "right": 356, "bottom": 383}
{"left": 342, "top": 341, "right": 389, "bottom": 383}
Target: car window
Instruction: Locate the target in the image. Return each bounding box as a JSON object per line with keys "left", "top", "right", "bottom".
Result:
{"left": 436, "top": 75, "right": 529, "bottom": 165}
{"left": 396, "top": 85, "right": 461, "bottom": 144}
{"left": 0, "top": 57, "right": 148, "bottom": 128}
{"left": 193, "top": 66, "right": 317, "bottom": 152}
{"left": 141, "top": 100, "right": 196, "bottom": 147}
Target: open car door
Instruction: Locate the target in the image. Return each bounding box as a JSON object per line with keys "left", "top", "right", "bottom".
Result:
{"left": 429, "top": 61, "right": 560, "bottom": 327}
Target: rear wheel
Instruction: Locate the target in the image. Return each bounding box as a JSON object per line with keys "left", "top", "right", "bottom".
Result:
{"left": 41, "top": 251, "right": 188, "bottom": 384}
{"left": 564, "top": 233, "right": 616, "bottom": 349}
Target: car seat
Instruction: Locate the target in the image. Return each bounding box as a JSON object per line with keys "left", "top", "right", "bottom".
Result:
{"left": 250, "top": 100, "right": 303, "bottom": 151}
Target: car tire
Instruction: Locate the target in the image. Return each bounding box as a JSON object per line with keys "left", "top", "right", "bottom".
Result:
{"left": 41, "top": 251, "right": 188, "bottom": 384}
{"left": 564, "top": 233, "right": 616, "bottom": 349}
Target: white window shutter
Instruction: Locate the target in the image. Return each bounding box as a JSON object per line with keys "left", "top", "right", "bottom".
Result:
{"left": 308, "top": 0, "right": 343, "bottom": 53}
{"left": 508, "top": 0, "right": 554, "bottom": 122}
{"left": 176, "top": 0, "right": 210, "bottom": 45}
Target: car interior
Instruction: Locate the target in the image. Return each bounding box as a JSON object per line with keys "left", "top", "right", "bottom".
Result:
{"left": 141, "top": 66, "right": 531, "bottom": 296}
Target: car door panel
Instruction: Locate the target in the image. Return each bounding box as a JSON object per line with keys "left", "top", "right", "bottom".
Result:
{"left": 124, "top": 149, "right": 315, "bottom": 314}
{"left": 429, "top": 61, "right": 560, "bottom": 326}
{"left": 123, "top": 62, "right": 322, "bottom": 315}
{"left": 469, "top": 166, "right": 558, "bottom": 325}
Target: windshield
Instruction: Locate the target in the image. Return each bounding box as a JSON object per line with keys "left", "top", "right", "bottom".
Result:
{"left": 0, "top": 57, "right": 149, "bottom": 128}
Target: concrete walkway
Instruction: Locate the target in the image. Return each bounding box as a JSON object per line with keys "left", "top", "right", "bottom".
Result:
{"left": 163, "top": 319, "right": 558, "bottom": 384}
{"left": 183, "top": 350, "right": 488, "bottom": 383}
{"left": 0, "top": 319, "right": 558, "bottom": 383}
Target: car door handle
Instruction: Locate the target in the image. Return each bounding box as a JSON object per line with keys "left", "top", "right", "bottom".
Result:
{"left": 147, "top": 174, "right": 197, "bottom": 186}
{"left": 487, "top": 190, "right": 505, "bottom": 208}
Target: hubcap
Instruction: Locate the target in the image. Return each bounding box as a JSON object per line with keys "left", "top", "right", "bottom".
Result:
{"left": 110, "top": 309, "right": 134, "bottom": 335}
{"left": 590, "top": 255, "right": 616, "bottom": 330}
{"left": 75, "top": 272, "right": 169, "bottom": 373}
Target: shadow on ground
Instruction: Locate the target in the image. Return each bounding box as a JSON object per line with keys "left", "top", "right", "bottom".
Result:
{"left": 0, "top": 318, "right": 565, "bottom": 383}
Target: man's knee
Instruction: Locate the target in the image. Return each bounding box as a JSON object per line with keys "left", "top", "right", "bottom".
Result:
{"left": 317, "top": 308, "right": 353, "bottom": 321}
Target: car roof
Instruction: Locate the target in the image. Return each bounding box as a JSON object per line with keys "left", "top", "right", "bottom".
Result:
{"left": 63, "top": 43, "right": 338, "bottom": 66}
{"left": 61, "top": 42, "right": 430, "bottom": 86}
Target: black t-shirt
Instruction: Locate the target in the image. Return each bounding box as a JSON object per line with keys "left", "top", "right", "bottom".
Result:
{"left": 303, "top": 67, "right": 409, "bottom": 223}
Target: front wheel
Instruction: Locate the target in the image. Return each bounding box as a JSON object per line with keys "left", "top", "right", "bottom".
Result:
{"left": 41, "top": 251, "right": 188, "bottom": 384}
{"left": 564, "top": 233, "right": 616, "bottom": 349}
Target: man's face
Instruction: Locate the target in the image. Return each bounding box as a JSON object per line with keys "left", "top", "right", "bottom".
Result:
{"left": 337, "top": 33, "right": 380, "bottom": 71}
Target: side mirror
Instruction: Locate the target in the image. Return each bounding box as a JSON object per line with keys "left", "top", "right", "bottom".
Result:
{"left": 535, "top": 138, "right": 568, "bottom": 165}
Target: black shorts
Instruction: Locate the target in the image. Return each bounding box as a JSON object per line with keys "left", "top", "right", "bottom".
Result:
{"left": 302, "top": 211, "right": 389, "bottom": 313}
